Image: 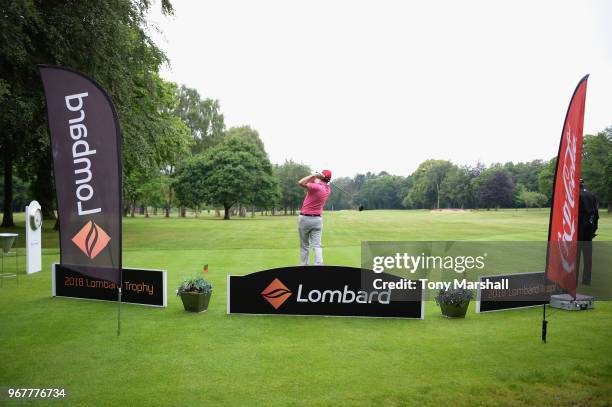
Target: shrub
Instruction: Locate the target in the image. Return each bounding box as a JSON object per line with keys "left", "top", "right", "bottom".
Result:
{"left": 177, "top": 276, "right": 212, "bottom": 296}
{"left": 434, "top": 288, "right": 473, "bottom": 305}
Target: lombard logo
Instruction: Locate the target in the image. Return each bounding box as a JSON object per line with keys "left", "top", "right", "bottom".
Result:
{"left": 65, "top": 92, "right": 102, "bottom": 216}
{"left": 72, "top": 220, "right": 111, "bottom": 259}
{"left": 261, "top": 277, "right": 392, "bottom": 310}
{"left": 261, "top": 278, "right": 293, "bottom": 309}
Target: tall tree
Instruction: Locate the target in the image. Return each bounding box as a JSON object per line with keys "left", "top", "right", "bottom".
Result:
{"left": 439, "top": 166, "right": 475, "bottom": 208}
{"left": 173, "top": 85, "right": 225, "bottom": 154}
{"left": 537, "top": 158, "right": 556, "bottom": 202}
{"left": 476, "top": 170, "right": 515, "bottom": 209}
{"left": 175, "top": 138, "right": 276, "bottom": 219}
{"left": 504, "top": 160, "right": 546, "bottom": 192}
{"left": 122, "top": 77, "right": 191, "bottom": 216}
{"left": 225, "top": 126, "right": 266, "bottom": 154}
{"left": 408, "top": 160, "right": 454, "bottom": 209}
{"left": 324, "top": 177, "right": 354, "bottom": 210}
{"left": 275, "top": 160, "right": 311, "bottom": 215}
{"left": 137, "top": 172, "right": 165, "bottom": 217}
{"left": 355, "top": 175, "right": 407, "bottom": 209}
{"left": 582, "top": 129, "right": 612, "bottom": 212}
{"left": 1, "top": 0, "right": 175, "bottom": 226}
{"left": 173, "top": 156, "right": 208, "bottom": 214}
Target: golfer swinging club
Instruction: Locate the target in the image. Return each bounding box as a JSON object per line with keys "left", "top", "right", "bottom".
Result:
{"left": 297, "top": 170, "right": 332, "bottom": 266}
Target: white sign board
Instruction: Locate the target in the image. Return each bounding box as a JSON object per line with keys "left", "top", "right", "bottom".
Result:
{"left": 25, "top": 201, "right": 42, "bottom": 274}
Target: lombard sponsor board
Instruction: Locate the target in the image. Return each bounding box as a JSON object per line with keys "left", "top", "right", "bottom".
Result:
{"left": 52, "top": 264, "right": 166, "bottom": 307}
{"left": 476, "top": 272, "right": 566, "bottom": 313}
{"left": 228, "top": 266, "right": 423, "bottom": 319}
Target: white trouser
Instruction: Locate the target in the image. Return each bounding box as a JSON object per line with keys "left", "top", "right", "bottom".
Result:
{"left": 298, "top": 215, "right": 323, "bottom": 265}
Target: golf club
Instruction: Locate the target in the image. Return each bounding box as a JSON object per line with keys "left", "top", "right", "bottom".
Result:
{"left": 317, "top": 173, "right": 364, "bottom": 211}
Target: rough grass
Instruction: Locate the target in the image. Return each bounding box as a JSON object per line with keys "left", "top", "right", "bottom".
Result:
{"left": 0, "top": 209, "right": 611, "bottom": 406}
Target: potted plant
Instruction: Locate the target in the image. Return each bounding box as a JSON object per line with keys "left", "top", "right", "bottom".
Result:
{"left": 435, "top": 288, "right": 473, "bottom": 318}
{"left": 177, "top": 276, "right": 213, "bottom": 313}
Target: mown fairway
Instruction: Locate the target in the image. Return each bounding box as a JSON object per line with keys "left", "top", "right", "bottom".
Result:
{"left": 1, "top": 209, "right": 611, "bottom": 406}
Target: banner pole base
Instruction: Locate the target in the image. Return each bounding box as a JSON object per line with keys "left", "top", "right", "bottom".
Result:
{"left": 541, "top": 304, "right": 547, "bottom": 343}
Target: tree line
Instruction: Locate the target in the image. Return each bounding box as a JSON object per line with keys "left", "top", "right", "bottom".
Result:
{"left": 1, "top": 1, "right": 611, "bottom": 225}
{"left": 324, "top": 131, "right": 611, "bottom": 213}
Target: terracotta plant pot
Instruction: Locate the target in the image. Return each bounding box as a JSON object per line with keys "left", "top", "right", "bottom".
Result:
{"left": 439, "top": 300, "right": 470, "bottom": 318}
{"left": 180, "top": 291, "right": 211, "bottom": 313}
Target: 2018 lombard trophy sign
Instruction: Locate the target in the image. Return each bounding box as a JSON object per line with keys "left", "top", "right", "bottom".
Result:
{"left": 228, "top": 266, "right": 423, "bottom": 319}
{"left": 52, "top": 264, "right": 167, "bottom": 307}
{"left": 477, "top": 272, "right": 566, "bottom": 313}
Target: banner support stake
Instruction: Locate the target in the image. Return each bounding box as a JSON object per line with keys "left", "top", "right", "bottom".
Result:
{"left": 117, "top": 287, "right": 122, "bottom": 336}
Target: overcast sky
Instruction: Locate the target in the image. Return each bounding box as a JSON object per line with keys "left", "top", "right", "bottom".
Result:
{"left": 148, "top": 0, "right": 612, "bottom": 177}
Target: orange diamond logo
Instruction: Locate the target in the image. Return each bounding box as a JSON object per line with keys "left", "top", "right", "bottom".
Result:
{"left": 261, "top": 278, "right": 292, "bottom": 310}
{"left": 72, "top": 220, "right": 111, "bottom": 259}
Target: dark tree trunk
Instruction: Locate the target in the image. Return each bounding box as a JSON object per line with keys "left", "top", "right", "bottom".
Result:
{"left": 180, "top": 206, "right": 186, "bottom": 217}
{"left": 224, "top": 203, "right": 231, "bottom": 220}
{"left": 130, "top": 195, "right": 136, "bottom": 217}
{"left": 167, "top": 185, "right": 173, "bottom": 217}
{"left": 32, "top": 152, "right": 56, "bottom": 220}
{"left": 153, "top": 207, "right": 157, "bottom": 216}
{"left": 2, "top": 149, "right": 14, "bottom": 227}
